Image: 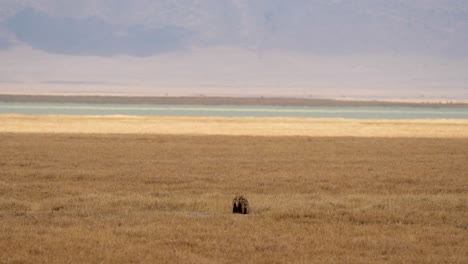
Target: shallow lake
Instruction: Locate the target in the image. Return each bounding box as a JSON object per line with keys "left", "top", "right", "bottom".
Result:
{"left": 1, "top": 102, "right": 468, "bottom": 119}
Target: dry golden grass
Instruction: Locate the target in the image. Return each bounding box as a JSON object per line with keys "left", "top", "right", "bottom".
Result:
{"left": 2, "top": 114, "right": 468, "bottom": 137}
{"left": 0, "top": 133, "right": 467, "bottom": 263}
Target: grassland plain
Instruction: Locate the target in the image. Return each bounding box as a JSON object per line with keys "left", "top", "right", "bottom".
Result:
{"left": 2, "top": 115, "right": 468, "bottom": 137}
{"left": 0, "top": 132, "right": 467, "bottom": 263}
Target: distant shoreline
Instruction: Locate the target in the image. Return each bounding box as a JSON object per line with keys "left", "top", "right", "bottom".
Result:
{"left": 1, "top": 93, "right": 468, "bottom": 108}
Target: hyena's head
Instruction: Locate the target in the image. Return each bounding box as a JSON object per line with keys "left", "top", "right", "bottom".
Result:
{"left": 233, "top": 195, "right": 243, "bottom": 213}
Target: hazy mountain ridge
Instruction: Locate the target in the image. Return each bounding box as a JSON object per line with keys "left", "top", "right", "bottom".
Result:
{"left": 1, "top": 0, "right": 467, "bottom": 98}
{"left": 5, "top": 8, "right": 191, "bottom": 56}
{"left": 1, "top": 0, "right": 467, "bottom": 57}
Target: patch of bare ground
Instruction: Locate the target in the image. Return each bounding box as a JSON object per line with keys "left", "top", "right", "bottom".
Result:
{"left": 0, "top": 134, "right": 467, "bottom": 263}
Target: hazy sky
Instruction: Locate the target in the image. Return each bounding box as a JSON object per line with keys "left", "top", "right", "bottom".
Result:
{"left": 0, "top": 0, "right": 467, "bottom": 98}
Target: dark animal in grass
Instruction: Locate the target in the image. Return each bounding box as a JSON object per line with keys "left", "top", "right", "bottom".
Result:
{"left": 233, "top": 195, "right": 250, "bottom": 214}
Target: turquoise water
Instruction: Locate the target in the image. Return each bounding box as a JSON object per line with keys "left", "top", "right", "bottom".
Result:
{"left": 1, "top": 102, "right": 468, "bottom": 119}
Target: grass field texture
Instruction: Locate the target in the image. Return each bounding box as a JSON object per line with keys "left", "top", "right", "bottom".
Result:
{"left": 1, "top": 133, "right": 467, "bottom": 263}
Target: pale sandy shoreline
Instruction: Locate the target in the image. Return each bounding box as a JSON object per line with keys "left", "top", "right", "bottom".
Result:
{"left": 1, "top": 114, "right": 468, "bottom": 138}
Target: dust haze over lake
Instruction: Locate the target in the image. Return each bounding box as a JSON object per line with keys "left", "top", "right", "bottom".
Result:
{"left": 1, "top": 2, "right": 468, "bottom": 99}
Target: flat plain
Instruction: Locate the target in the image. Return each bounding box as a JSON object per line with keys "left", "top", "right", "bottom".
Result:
{"left": 2, "top": 114, "right": 468, "bottom": 137}
{"left": 1, "top": 129, "right": 467, "bottom": 263}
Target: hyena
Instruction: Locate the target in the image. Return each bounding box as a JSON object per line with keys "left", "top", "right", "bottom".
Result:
{"left": 232, "top": 195, "right": 250, "bottom": 214}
